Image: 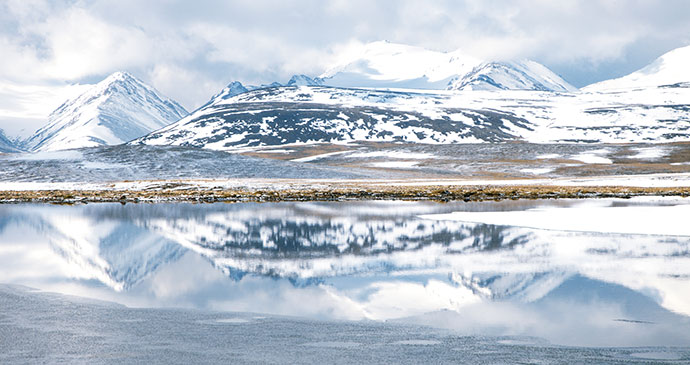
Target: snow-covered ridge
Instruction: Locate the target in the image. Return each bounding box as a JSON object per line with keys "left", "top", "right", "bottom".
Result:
{"left": 213, "top": 41, "right": 575, "bottom": 101}
{"left": 22, "top": 72, "right": 188, "bottom": 152}
{"left": 319, "top": 41, "right": 575, "bottom": 92}
{"left": 585, "top": 45, "right": 690, "bottom": 91}
{"left": 204, "top": 74, "right": 325, "bottom": 106}
{"left": 450, "top": 60, "right": 576, "bottom": 92}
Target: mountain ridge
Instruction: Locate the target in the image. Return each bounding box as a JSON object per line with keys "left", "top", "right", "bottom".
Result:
{"left": 209, "top": 41, "right": 576, "bottom": 102}
{"left": 13, "top": 42, "right": 690, "bottom": 154}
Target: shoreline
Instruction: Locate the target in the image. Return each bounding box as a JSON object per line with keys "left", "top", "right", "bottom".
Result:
{"left": 2, "top": 182, "right": 690, "bottom": 204}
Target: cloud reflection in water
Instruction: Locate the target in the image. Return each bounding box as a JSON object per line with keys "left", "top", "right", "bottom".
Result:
{"left": 0, "top": 198, "right": 689, "bottom": 346}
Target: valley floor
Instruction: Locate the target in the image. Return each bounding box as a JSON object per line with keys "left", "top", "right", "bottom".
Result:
{"left": 1, "top": 142, "right": 690, "bottom": 203}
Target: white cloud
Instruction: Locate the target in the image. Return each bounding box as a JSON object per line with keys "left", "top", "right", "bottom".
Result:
{"left": 1, "top": 0, "right": 690, "bottom": 135}
{"left": 148, "top": 64, "right": 224, "bottom": 112}
{"left": 37, "top": 8, "right": 152, "bottom": 78}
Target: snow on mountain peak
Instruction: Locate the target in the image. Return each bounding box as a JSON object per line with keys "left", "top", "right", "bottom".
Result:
{"left": 286, "top": 74, "right": 324, "bottom": 87}
{"left": 87, "top": 71, "right": 172, "bottom": 104}
{"left": 196, "top": 41, "right": 576, "bottom": 115}
{"left": 449, "top": 60, "right": 576, "bottom": 92}
{"left": 104, "top": 70, "right": 135, "bottom": 82}
{"left": 23, "top": 71, "right": 188, "bottom": 152}
{"left": 200, "top": 75, "right": 326, "bottom": 110}
{"left": 585, "top": 44, "right": 690, "bottom": 91}
{"left": 319, "top": 41, "right": 574, "bottom": 92}
{"left": 208, "top": 81, "right": 250, "bottom": 103}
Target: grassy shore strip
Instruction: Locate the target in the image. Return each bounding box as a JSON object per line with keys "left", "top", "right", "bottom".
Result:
{"left": 1, "top": 185, "right": 690, "bottom": 204}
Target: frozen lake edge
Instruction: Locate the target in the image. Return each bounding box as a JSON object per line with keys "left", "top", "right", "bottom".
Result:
{"left": 2, "top": 284, "right": 688, "bottom": 364}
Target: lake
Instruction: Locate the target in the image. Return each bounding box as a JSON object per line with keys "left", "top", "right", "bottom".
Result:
{"left": 1, "top": 198, "right": 689, "bottom": 363}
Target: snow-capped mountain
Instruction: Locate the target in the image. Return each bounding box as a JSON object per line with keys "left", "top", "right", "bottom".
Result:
{"left": 134, "top": 79, "right": 690, "bottom": 149}
{"left": 585, "top": 44, "right": 690, "bottom": 91}
{"left": 214, "top": 41, "right": 574, "bottom": 95}
{"left": 133, "top": 43, "right": 688, "bottom": 149}
{"left": 133, "top": 86, "right": 532, "bottom": 149}
{"left": 319, "top": 41, "right": 575, "bottom": 92}
{"left": 448, "top": 61, "right": 576, "bottom": 92}
{"left": 22, "top": 72, "right": 188, "bottom": 152}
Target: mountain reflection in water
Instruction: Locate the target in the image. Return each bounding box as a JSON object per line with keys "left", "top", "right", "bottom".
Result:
{"left": 0, "top": 198, "right": 689, "bottom": 347}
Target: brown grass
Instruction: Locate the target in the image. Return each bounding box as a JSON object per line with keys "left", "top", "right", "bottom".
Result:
{"left": 2, "top": 184, "right": 689, "bottom": 204}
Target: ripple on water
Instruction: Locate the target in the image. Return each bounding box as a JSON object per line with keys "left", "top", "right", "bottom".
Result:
{"left": 392, "top": 340, "right": 441, "bottom": 346}
{"left": 215, "top": 318, "right": 251, "bottom": 324}
{"left": 302, "top": 341, "right": 361, "bottom": 348}
{"left": 630, "top": 351, "right": 684, "bottom": 360}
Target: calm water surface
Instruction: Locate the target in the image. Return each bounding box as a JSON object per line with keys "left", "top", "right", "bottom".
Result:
{"left": 1, "top": 198, "right": 690, "bottom": 362}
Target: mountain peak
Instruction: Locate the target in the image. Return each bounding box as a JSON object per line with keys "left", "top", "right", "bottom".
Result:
{"left": 449, "top": 60, "right": 576, "bottom": 92}
{"left": 23, "top": 73, "right": 187, "bottom": 152}
{"left": 208, "top": 81, "right": 250, "bottom": 103}
{"left": 98, "top": 71, "right": 145, "bottom": 90}
{"left": 104, "top": 71, "right": 136, "bottom": 82}
{"left": 286, "top": 74, "right": 323, "bottom": 87}
{"left": 93, "top": 71, "right": 154, "bottom": 97}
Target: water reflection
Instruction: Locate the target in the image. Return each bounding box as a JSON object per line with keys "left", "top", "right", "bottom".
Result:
{"left": 0, "top": 199, "right": 689, "bottom": 347}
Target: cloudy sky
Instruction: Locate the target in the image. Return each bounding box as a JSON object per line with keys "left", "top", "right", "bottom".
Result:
{"left": 1, "top": 0, "right": 689, "bottom": 135}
